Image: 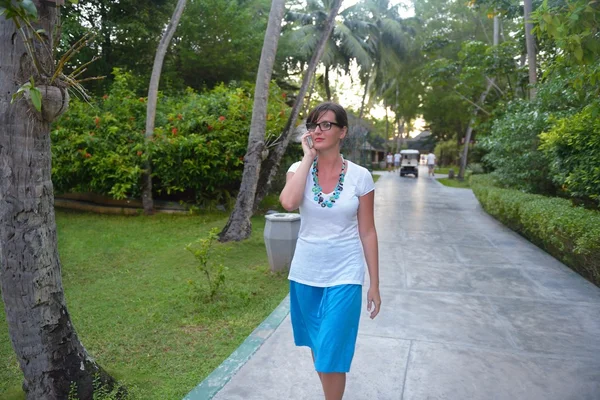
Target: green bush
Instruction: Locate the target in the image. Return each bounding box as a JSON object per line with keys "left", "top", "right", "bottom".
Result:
{"left": 540, "top": 103, "right": 600, "bottom": 207}
{"left": 480, "top": 65, "right": 596, "bottom": 196}
{"left": 51, "top": 70, "right": 289, "bottom": 205}
{"left": 434, "top": 140, "right": 460, "bottom": 166}
{"left": 471, "top": 175, "right": 600, "bottom": 286}
{"left": 480, "top": 99, "right": 557, "bottom": 195}
{"left": 467, "top": 163, "right": 485, "bottom": 174}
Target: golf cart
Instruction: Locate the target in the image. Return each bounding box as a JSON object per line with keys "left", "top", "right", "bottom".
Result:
{"left": 399, "top": 149, "right": 420, "bottom": 178}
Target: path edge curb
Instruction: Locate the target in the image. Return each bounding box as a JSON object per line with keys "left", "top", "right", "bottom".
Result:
{"left": 182, "top": 293, "right": 290, "bottom": 400}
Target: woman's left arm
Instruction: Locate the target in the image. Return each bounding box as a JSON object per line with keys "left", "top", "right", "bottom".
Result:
{"left": 358, "top": 190, "right": 381, "bottom": 319}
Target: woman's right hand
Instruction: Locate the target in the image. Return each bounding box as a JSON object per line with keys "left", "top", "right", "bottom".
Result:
{"left": 301, "top": 133, "right": 317, "bottom": 159}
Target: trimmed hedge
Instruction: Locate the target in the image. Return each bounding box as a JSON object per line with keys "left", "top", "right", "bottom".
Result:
{"left": 471, "top": 175, "right": 600, "bottom": 287}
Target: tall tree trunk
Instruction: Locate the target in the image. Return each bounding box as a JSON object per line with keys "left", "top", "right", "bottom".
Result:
{"left": 384, "top": 100, "right": 389, "bottom": 141}
{"left": 397, "top": 119, "right": 404, "bottom": 152}
{"left": 142, "top": 0, "right": 187, "bottom": 215}
{"left": 304, "top": 72, "right": 318, "bottom": 117}
{"left": 253, "top": 0, "right": 344, "bottom": 210}
{"left": 100, "top": 1, "right": 112, "bottom": 76}
{"left": 0, "top": 3, "right": 117, "bottom": 399}
{"left": 458, "top": 16, "right": 500, "bottom": 180}
{"left": 324, "top": 66, "right": 332, "bottom": 101}
{"left": 358, "top": 72, "right": 370, "bottom": 121}
{"left": 218, "top": 0, "right": 287, "bottom": 242}
{"left": 523, "top": 0, "right": 537, "bottom": 99}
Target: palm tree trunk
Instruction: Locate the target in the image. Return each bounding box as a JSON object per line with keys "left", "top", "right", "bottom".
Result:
{"left": 324, "top": 66, "right": 332, "bottom": 101}
{"left": 0, "top": 3, "right": 117, "bottom": 399}
{"left": 142, "top": 0, "right": 187, "bottom": 215}
{"left": 523, "top": 0, "right": 537, "bottom": 99}
{"left": 304, "top": 72, "right": 318, "bottom": 117}
{"left": 218, "top": 0, "right": 287, "bottom": 242}
{"left": 253, "top": 0, "right": 344, "bottom": 210}
{"left": 397, "top": 118, "right": 404, "bottom": 152}
{"left": 384, "top": 99, "right": 389, "bottom": 141}
{"left": 358, "top": 72, "right": 370, "bottom": 121}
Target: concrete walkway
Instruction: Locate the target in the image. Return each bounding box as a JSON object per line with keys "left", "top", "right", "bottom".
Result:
{"left": 200, "top": 166, "right": 600, "bottom": 399}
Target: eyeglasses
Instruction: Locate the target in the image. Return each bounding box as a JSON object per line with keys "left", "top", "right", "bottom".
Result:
{"left": 305, "top": 121, "right": 342, "bottom": 132}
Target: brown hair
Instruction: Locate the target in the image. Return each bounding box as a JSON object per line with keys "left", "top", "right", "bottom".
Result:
{"left": 306, "top": 102, "right": 348, "bottom": 128}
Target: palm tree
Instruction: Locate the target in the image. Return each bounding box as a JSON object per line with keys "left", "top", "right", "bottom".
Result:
{"left": 218, "top": 0, "right": 287, "bottom": 242}
{"left": 253, "top": 0, "right": 344, "bottom": 210}
{"left": 283, "top": 0, "right": 372, "bottom": 101}
{"left": 142, "top": 0, "right": 187, "bottom": 215}
{"left": 355, "top": 0, "right": 411, "bottom": 121}
{"left": 0, "top": 2, "right": 117, "bottom": 398}
{"left": 523, "top": 0, "right": 537, "bottom": 99}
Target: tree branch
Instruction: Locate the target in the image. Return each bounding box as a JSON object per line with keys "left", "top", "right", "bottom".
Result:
{"left": 453, "top": 90, "right": 490, "bottom": 115}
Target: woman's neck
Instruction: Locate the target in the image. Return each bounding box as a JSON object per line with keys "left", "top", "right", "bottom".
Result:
{"left": 316, "top": 149, "right": 342, "bottom": 173}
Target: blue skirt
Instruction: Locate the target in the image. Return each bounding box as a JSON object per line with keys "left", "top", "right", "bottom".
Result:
{"left": 289, "top": 281, "right": 362, "bottom": 373}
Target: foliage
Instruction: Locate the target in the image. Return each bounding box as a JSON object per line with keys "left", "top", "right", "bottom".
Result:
{"left": 467, "top": 162, "right": 486, "bottom": 174}
{"left": 174, "top": 0, "right": 272, "bottom": 90}
{"left": 185, "top": 228, "right": 227, "bottom": 301}
{"left": 59, "top": 0, "right": 178, "bottom": 93}
{"left": 471, "top": 175, "right": 600, "bottom": 287}
{"left": 58, "top": 0, "right": 272, "bottom": 95}
{"left": 1, "top": 0, "right": 97, "bottom": 110}
{"left": 532, "top": 0, "right": 600, "bottom": 65}
{"left": 481, "top": 60, "right": 598, "bottom": 195}
{"left": 480, "top": 99, "right": 556, "bottom": 194}
{"left": 540, "top": 102, "right": 600, "bottom": 207}
{"left": 434, "top": 140, "right": 460, "bottom": 167}
{"left": 67, "top": 374, "right": 130, "bottom": 400}
{"left": 51, "top": 69, "right": 290, "bottom": 205}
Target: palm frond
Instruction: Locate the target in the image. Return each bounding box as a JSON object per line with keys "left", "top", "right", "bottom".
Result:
{"left": 335, "top": 23, "right": 372, "bottom": 69}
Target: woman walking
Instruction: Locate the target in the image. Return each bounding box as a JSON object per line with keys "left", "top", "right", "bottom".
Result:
{"left": 279, "top": 102, "right": 381, "bottom": 400}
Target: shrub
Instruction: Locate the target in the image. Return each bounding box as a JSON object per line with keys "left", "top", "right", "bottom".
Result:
{"left": 467, "top": 163, "right": 485, "bottom": 174}
{"left": 434, "top": 140, "right": 460, "bottom": 166}
{"left": 540, "top": 103, "right": 600, "bottom": 207}
{"left": 471, "top": 175, "right": 600, "bottom": 286}
{"left": 480, "top": 99, "right": 556, "bottom": 195}
{"left": 51, "top": 70, "right": 290, "bottom": 205}
{"left": 186, "top": 228, "right": 227, "bottom": 301}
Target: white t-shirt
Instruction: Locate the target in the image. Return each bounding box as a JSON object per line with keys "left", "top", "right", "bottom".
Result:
{"left": 394, "top": 153, "right": 401, "bottom": 162}
{"left": 427, "top": 153, "right": 436, "bottom": 165}
{"left": 386, "top": 154, "right": 393, "bottom": 163}
{"left": 286, "top": 160, "right": 375, "bottom": 287}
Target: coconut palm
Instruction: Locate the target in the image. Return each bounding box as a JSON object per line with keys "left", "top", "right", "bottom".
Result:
{"left": 0, "top": 1, "right": 117, "bottom": 398}
{"left": 355, "top": 0, "right": 412, "bottom": 120}
{"left": 253, "top": 0, "right": 344, "bottom": 210}
{"left": 218, "top": 0, "right": 287, "bottom": 242}
{"left": 282, "top": 0, "right": 372, "bottom": 101}
{"left": 142, "top": 0, "right": 188, "bottom": 215}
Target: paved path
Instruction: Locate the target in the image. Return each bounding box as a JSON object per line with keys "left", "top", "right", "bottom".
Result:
{"left": 206, "top": 166, "right": 600, "bottom": 399}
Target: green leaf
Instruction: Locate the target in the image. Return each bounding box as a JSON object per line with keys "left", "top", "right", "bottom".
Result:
{"left": 574, "top": 45, "right": 583, "bottom": 61}
{"left": 29, "top": 87, "right": 42, "bottom": 112}
{"left": 20, "top": 0, "right": 37, "bottom": 18}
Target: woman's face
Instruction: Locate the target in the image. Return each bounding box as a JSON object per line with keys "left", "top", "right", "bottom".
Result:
{"left": 310, "top": 110, "right": 347, "bottom": 150}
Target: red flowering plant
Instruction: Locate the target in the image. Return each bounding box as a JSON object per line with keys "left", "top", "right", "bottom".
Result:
{"left": 51, "top": 72, "right": 289, "bottom": 205}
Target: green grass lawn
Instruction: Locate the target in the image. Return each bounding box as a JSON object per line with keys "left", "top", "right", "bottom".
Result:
{"left": 0, "top": 209, "right": 289, "bottom": 400}
{"left": 437, "top": 177, "right": 471, "bottom": 189}
{"left": 372, "top": 174, "right": 381, "bottom": 183}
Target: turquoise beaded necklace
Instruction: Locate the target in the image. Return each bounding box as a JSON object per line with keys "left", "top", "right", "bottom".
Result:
{"left": 311, "top": 155, "right": 346, "bottom": 208}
